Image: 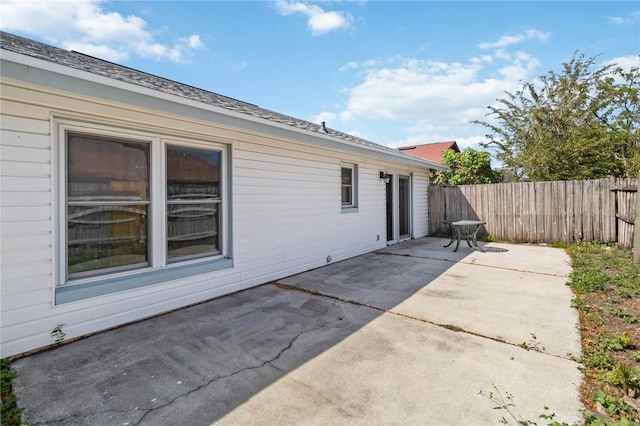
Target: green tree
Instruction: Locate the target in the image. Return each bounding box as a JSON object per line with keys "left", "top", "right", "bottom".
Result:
{"left": 598, "top": 65, "right": 640, "bottom": 176}
{"left": 473, "top": 52, "right": 639, "bottom": 181}
{"left": 433, "top": 148, "right": 503, "bottom": 185}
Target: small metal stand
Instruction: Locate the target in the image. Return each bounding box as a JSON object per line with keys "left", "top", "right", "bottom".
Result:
{"left": 442, "top": 220, "right": 486, "bottom": 252}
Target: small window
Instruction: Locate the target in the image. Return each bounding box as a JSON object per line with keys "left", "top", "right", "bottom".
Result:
{"left": 341, "top": 166, "right": 353, "bottom": 206}
{"left": 340, "top": 164, "right": 358, "bottom": 211}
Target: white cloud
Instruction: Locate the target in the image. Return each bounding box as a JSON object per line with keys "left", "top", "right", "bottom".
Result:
{"left": 336, "top": 47, "right": 633, "bottom": 154}
{"left": 333, "top": 50, "right": 544, "bottom": 150}
{"left": 478, "top": 29, "right": 549, "bottom": 50}
{"left": 607, "top": 11, "right": 640, "bottom": 25}
{"left": 0, "top": 0, "right": 203, "bottom": 63}
{"left": 602, "top": 55, "right": 640, "bottom": 71}
{"left": 232, "top": 61, "right": 249, "bottom": 71}
{"left": 274, "top": 1, "right": 352, "bottom": 35}
{"left": 600, "top": 55, "right": 640, "bottom": 85}
{"left": 340, "top": 61, "right": 360, "bottom": 72}
{"left": 454, "top": 135, "right": 488, "bottom": 151}
{"left": 607, "top": 16, "right": 628, "bottom": 25}
{"left": 497, "top": 52, "right": 540, "bottom": 81}
{"left": 313, "top": 112, "right": 337, "bottom": 126}
{"left": 345, "top": 129, "right": 365, "bottom": 139}
{"left": 338, "top": 57, "right": 400, "bottom": 73}
{"left": 62, "top": 42, "right": 130, "bottom": 62}
{"left": 184, "top": 35, "right": 203, "bottom": 49}
{"left": 339, "top": 57, "right": 524, "bottom": 124}
{"left": 327, "top": 27, "right": 555, "bottom": 150}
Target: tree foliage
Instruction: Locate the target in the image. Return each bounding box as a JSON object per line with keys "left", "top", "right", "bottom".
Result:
{"left": 433, "top": 148, "right": 503, "bottom": 185}
{"left": 473, "top": 52, "right": 640, "bottom": 181}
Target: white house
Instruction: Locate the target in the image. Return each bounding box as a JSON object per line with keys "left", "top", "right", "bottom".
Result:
{"left": 0, "top": 32, "right": 446, "bottom": 358}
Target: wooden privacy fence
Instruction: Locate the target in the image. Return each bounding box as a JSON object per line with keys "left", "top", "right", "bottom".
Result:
{"left": 428, "top": 177, "right": 638, "bottom": 249}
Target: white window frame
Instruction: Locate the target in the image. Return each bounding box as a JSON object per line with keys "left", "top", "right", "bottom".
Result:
{"left": 340, "top": 163, "right": 358, "bottom": 213}
{"left": 54, "top": 119, "right": 231, "bottom": 304}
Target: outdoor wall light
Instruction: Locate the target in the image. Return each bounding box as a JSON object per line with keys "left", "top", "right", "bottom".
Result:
{"left": 379, "top": 171, "right": 391, "bottom": 184}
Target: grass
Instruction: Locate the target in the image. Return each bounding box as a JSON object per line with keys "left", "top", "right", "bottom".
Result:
{"left": 565, "top": 242, "right": 640, "bottom": 425}
{"left": 1, "top": 358, "right": 24, "bottom": 426}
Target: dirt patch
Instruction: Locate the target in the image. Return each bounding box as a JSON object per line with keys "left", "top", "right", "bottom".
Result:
{"left": 567, "top": 243, "right": 640, "bottom": 424}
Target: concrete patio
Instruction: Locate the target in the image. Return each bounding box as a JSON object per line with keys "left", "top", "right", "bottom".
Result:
{"left": 12, "top": 237, "right": 583, "bottom": 425}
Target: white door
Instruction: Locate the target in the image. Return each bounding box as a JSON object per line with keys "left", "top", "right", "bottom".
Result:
{"left": 386, "top": 174, "right": 412, "bottom": 243}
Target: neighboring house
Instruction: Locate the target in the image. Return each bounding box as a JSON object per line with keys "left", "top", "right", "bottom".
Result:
{"left": 397, "top": 141, "right": 460, "bottom": 164}
{"left": 0, "top": 32, "right": 446, "bottom": 357}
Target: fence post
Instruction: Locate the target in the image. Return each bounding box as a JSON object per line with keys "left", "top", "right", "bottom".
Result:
{"left": 634, "top": 176, "right": 640, "bottom": 263}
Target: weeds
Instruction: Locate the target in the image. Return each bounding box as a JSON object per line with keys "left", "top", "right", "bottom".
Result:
{"left": 518, "top": 333, "right": 544, "bottom": 352}
{"left": 572, "top": 296, "right": 591, "bottom": 313}
{"left": 606, "top": 363, "right": 640, "bottom": 395}
{"left": 596, "top": 332, "right": 635, "bottom": 352}
{"left": 565, "top": 243, "right": 640, "bottom": 425}
{"left": 477, "top": 384, "right": 531, "bottom": 425}
{"left": 599, "top": 306, "right": 638, "bottom": 324}
{"left": 439, "top": 323, "right": 464, "bottom": 332}
{"left": 1, "top": 358, "right": 24, "bottom": 426}
{"left": 51, "top": 324, "right": 66, "bottom": 347}
{"left": 567, "top": 244, "right": 640, "bottom": 295}
{"left": 478, "top": 384, "right": 576, "bottom": 426}
{"left": 593, "top": 390, "right": 635, "bottom": 418}
{"left": 582, "top": 350, "right": 616, "bottom": 371}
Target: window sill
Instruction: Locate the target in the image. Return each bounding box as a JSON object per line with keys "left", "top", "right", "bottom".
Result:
{"left": 341, "top": 207, "right": 359, "bottom": 214}
{"left": 56, "top": 258, "right": 233, "bottom": 304}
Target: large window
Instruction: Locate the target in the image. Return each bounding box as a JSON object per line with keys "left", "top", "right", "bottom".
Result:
{"left": 67, "top": 133, "right": 151, "bottom": 277}
{"left": 58, "top": 124, "right": 229, "bottom": 302}
{"left": 166, "top": 145, "right": 221, "bottom": 262}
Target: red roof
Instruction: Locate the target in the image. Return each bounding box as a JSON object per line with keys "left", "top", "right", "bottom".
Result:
{"left": 396, "top": 141, "right": 460, "bottom": 163}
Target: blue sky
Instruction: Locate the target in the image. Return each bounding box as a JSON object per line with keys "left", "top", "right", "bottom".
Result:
{"left": 2, "top": 1, "right": 639, "bottom": 155}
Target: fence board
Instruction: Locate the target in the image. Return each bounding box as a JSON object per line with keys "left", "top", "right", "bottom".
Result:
{"left": 557, "top": 181, "right": 564, "bottom": 242}
{"left": 616, "top": 177, "right": 637, "bottom": 250}
{"left": 566, "top": 180, "right": 575, "bottom": 243}
{"left": 428, "top": 177, "right": 638, "bottom": 249}
{"left": 583, "top": 180, "right": 593, "bottom": 242}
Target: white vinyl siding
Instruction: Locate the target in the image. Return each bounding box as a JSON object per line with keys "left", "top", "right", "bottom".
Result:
{"left": 0, "top": 63, "right": 434, "bottom": 358}
{"left": 233, "top": 137, "right": 381, "bottom": 286}
{"left": 412, "top": 173, "right": 430, "bottom": 238}
{"left": 1, "top": 109, "right": 55, "bottom": 355}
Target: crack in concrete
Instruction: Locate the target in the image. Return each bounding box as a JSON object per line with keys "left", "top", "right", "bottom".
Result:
{"left": 131, "top": 324, "right": 323, "bottom": 426}
{"left": 375, "top": 251, "right": 570, "bottom": 278}
{"left": 272, "top": 283, "right": 577, "bottom": 363}
{"left": 32, "top": 331, "right": 313, "bottom": 426}
{"left": 25, "top": 408, "right": 134, "bottom": 426}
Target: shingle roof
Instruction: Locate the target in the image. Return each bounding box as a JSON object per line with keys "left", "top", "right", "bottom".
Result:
{"left": 397, "top": 141, "right": 460, "bottom": 163}
{"left": 1, "top": 31, "right": 442, "bottom": 169}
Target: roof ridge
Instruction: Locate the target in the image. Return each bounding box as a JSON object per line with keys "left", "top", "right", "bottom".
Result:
{"left": 68, "top": 49, "right": 260, "bottom": 108}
